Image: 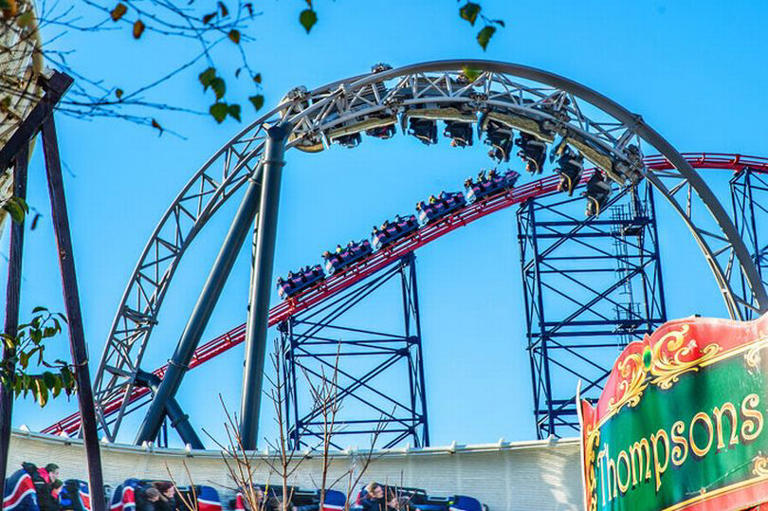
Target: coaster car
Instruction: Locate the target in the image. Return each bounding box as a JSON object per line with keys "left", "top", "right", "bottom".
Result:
{"left": 416, "top": 191, "right": 466, "bottom": 226}
{"left": 516, "top": 132, "right": 548, "bottom": 175}
{"left": 584, "top": 171, "right": 612, "bottom": 217}
{"left": 323, "top": 239, "right": 373, "bottom": 275}
{"left": 464, "top": 169, "right": 520, "bottom": 203}
{"left": 478, "top": 115, "right": 514, "bottom": 163}
{"left": 58, "top": 480, "right": 90, "bottom": 511}
{"left": 444, "top": 120, "right": 473, "bottom": 147}
{"left": 372, "top": 214, "right": 419, "bottom": 250}
{"left": 277, "top": 265, "right": 325, "bottom": 299}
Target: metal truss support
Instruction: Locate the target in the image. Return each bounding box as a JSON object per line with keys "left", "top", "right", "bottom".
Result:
{"left": 279, "top": 253, "right": 429, "bottom": 450}
{"left": 240, "top": 125, "right": 289, "bottom": 449}
{"left": 135, "top": 154, "right": 266, "bottom": 445}
{"left": 731, "top": 168, "right": 768, "bottom": 320}
{"left": 517, "top": 182, "right": 667, "bottom": 439}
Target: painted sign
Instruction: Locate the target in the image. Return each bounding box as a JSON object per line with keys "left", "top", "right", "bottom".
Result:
{"left": 579, "top": 312, "right": 768, "bottom": 511}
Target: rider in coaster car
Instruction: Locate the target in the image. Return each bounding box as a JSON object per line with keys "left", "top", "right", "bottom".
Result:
{"left": 485, "top": 122, "right": 513, "bottom": 163}
{"left": 408, "top": 118, "right": 437, "bottom": 145}
{"left": 488, "top": 168, "right": 498, "bottom": 180}
{"left": 335, "top": 133, "right": 361, "bottom": 148}
{"left": 445, "top": 121, "right": 473, "bottom": 148}
{"left": 556, "top": 146, "right": 584, "bottom": 196}
{"left": 584, "top": 171, "right": 612, "bottom": 217}
{"left": 366, "top": 124, "right": 396, "bottom": 140}
{"left": 428, "top": 195, "right": 437, "bottom": 205}
{"left": 515, "top": 132, "right": 547, "bottom": 174}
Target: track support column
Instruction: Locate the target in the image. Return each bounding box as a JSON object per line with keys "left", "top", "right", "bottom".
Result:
{"left": 135, "top": 148, "right": 269, "bottom": 445}
{"left": 239, "top": 124, "right": 289, "bottom": 450}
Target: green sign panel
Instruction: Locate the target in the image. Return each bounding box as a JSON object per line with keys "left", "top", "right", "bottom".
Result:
{"left": 579, "top": 313, "right": 768, "bottom": 511}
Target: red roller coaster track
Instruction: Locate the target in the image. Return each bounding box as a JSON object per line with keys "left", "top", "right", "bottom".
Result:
{"left": 43, "top": 152, "right": 768, "bottom": 437}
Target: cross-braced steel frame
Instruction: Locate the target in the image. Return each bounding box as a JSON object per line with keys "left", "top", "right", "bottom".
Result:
{"left": 518, "top": 182, "right": 666, "bottom": 438}
{"left": 731, "top": 168, "right": 768, "bottom": 320}
{"left": 279, "top": 254, "right": 429, "bottom": 450}
{"left": 85, "top": 60, "right": 766, "bottom": 445}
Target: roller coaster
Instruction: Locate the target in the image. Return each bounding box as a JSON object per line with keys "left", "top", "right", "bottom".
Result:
{"left": 42, "top": 61, "right": 768, "bottom": 450}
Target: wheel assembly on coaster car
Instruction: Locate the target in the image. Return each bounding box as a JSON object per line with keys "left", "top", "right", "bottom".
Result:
{"left": 45, "top": 60, "right": 768, "bottom": 445}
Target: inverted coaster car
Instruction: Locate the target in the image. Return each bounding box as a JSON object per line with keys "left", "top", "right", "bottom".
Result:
{"left": 465, "top": 170, "right": 520, "bottom": 203}
{"left": 323, "top": 239, "right": 373, "bottom": 275}
{"left": 416, "top": 192, "right": 467, "bottom": 226}
{"left": 277, "top": 265, "right": 325, "bottom": 299}
{"left": 372, "top": 214, "right": 419, "bottom": 250}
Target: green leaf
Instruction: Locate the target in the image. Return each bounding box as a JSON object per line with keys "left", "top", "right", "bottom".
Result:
{"left": 34, "top": 378, "right": 48, "bottom": 407}
{"left": 248, "top": 95, "right": 264, "bottom": 111}
{"left": 253, "top": 73, "right": 262, "bottom": 84}
{"left": 51, "top": 376, "right": 62, "bottom": 398}
{"left": 461, "top": 66, "right": 482, "bottom": 82}
{"left": 459, "top": 2, "right": 481, "bottom": 26}
{"left": 18, "top": 351, "right": 29, "bottom": 369}
{"left": 2, "top": 196, "right": 28, "bottom": 224}
{"left": 218, "top": 1, "right": 228, "bottom": 17}
{"left": 227, "top": 104, "right": 241, "bottom": 122}
{"left": 228, "top": 29, "right": 240, "bottom": 44}
{"left": 115, "top": 88, "right": 124, "bottom": 100}
{"left": 198, "top": 67, "right": 216, "bottom": 90}
{"left": 299, "top": 8, "right": 317, "bottom": 33}
{"left": 476, "top": 25, "right": 496, "bottom": 50}
{"left": 202, "top": 11, "right": 216, "bottom": 24}
{"left": 31, "top": 306, "right": 47, "bottom": 314}
{"left": 42, "top": 371, "right": 56, "bottom": 389}
{"left": 209, "top": 102, "right": 228, "bottom": 123}
{"left": 209, "top": 77, "right": 226, "bottom": 100}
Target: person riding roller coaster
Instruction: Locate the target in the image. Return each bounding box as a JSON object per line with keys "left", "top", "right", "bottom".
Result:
{"left": 445, "top": 121, "right": 473, "bottom": 148}
{"left": 484, "top": 120, "right": 514, "bottom": 163}
{"left": 515, "top": 132, "right": 547, "bottom": 174}
{"left": 555, "top": 146, "right": 584, "bottom": 196}
{"left": 584, "top": 171, "right": 612, "bottom": 217}
{"left": 407, "top": 118, "right": 438, "bottom": 145}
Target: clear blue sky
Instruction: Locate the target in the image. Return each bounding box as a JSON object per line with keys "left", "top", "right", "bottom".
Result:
{"left": 2, "top": 0, "right": 768, "bottom": 449}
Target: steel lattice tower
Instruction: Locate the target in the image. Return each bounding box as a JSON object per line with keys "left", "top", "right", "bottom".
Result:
{"left": 278, "top": 254, "right": 429, "bottom": 450}
{"left": 517, "top": 181, "right": 667, "bottom": 438}
{"left": 731, "top": 168, "right": 768, "bottom": 319}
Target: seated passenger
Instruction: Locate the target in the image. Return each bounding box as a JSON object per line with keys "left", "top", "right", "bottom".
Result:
{"left": 415, "top": 201, "right": 423, "bottom": 211}
{"left": 477, "top": 170, "right": 486, "bottom": 183}
{"left": 515, "top": 132, "right": 547, "bottom": 174}
{"left": 372, "top": 226, "right": 379, "bottom": 237}
{"left": 366, "top": 124, "right": 396, "bottom": 140}
{"left": 556, "top": 147, "right": 584, "bottom": 196}
{"left": 153, "top": 482, "right": 178, "bottom": 511}
{"left": 136, "top": 487, "right": 161, "bottom": 511}
{"left": 322, "top": 251, "right": 331, "bottom": 259}
{"left": 464, "top": 178, "right": 473, "bottom": 188}
{"left": 488, "top": 168, "right": 498, "bottom": 180}
{"left": 408, "top": 119, "right": 437, "bottom": 145}
{"left": 33, "top": 463, "right": 60, "bottom": 511}
{"left": 584, "top": 171, "right": 612, "bottom": 217}
{"left": 438, "top": 190, "right": 447, "bottom": 200}
{"left": 335, "top": 133, "right": 361, "bottom": 148}
{"left": 361, "top": 483, "right": 398, "bottom": 511}
{"left": 335, "top": 244, "right": 343, "bottom": 254}
{"left": 445, "top": 121, "right": 473, "bottom": 147}
{"left": 428, "top": 195, "right": 437, "bottom": 205}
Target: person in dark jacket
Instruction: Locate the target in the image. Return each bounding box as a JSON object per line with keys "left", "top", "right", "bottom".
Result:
{"left": 153, "top": 482, "right": 178, "bottom": 511}
{"left": 23, "top": 462, "right": 59, "bottom": 511}
{"left": 136, "top": 487, "right": 161, "bottom": 511}
{"left": 360, "top": 483, "right": 398, "bottom": 511}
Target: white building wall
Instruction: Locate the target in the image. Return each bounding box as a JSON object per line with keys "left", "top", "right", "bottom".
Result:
{"left": 7, "top": 431, "right": 584, "bottom": 511}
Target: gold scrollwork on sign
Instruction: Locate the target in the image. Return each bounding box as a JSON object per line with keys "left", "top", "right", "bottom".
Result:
{"left": 607, "top": 351, "right": 649, "bottom": 416}
{"left": 751, "top": 454, "right": 768, "bottom": 477}
{"left": 649, "top": 325, "right": 722, "bottom": 390}
{"left": 584, "top": 425, "right": 600, "bottom": 511}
